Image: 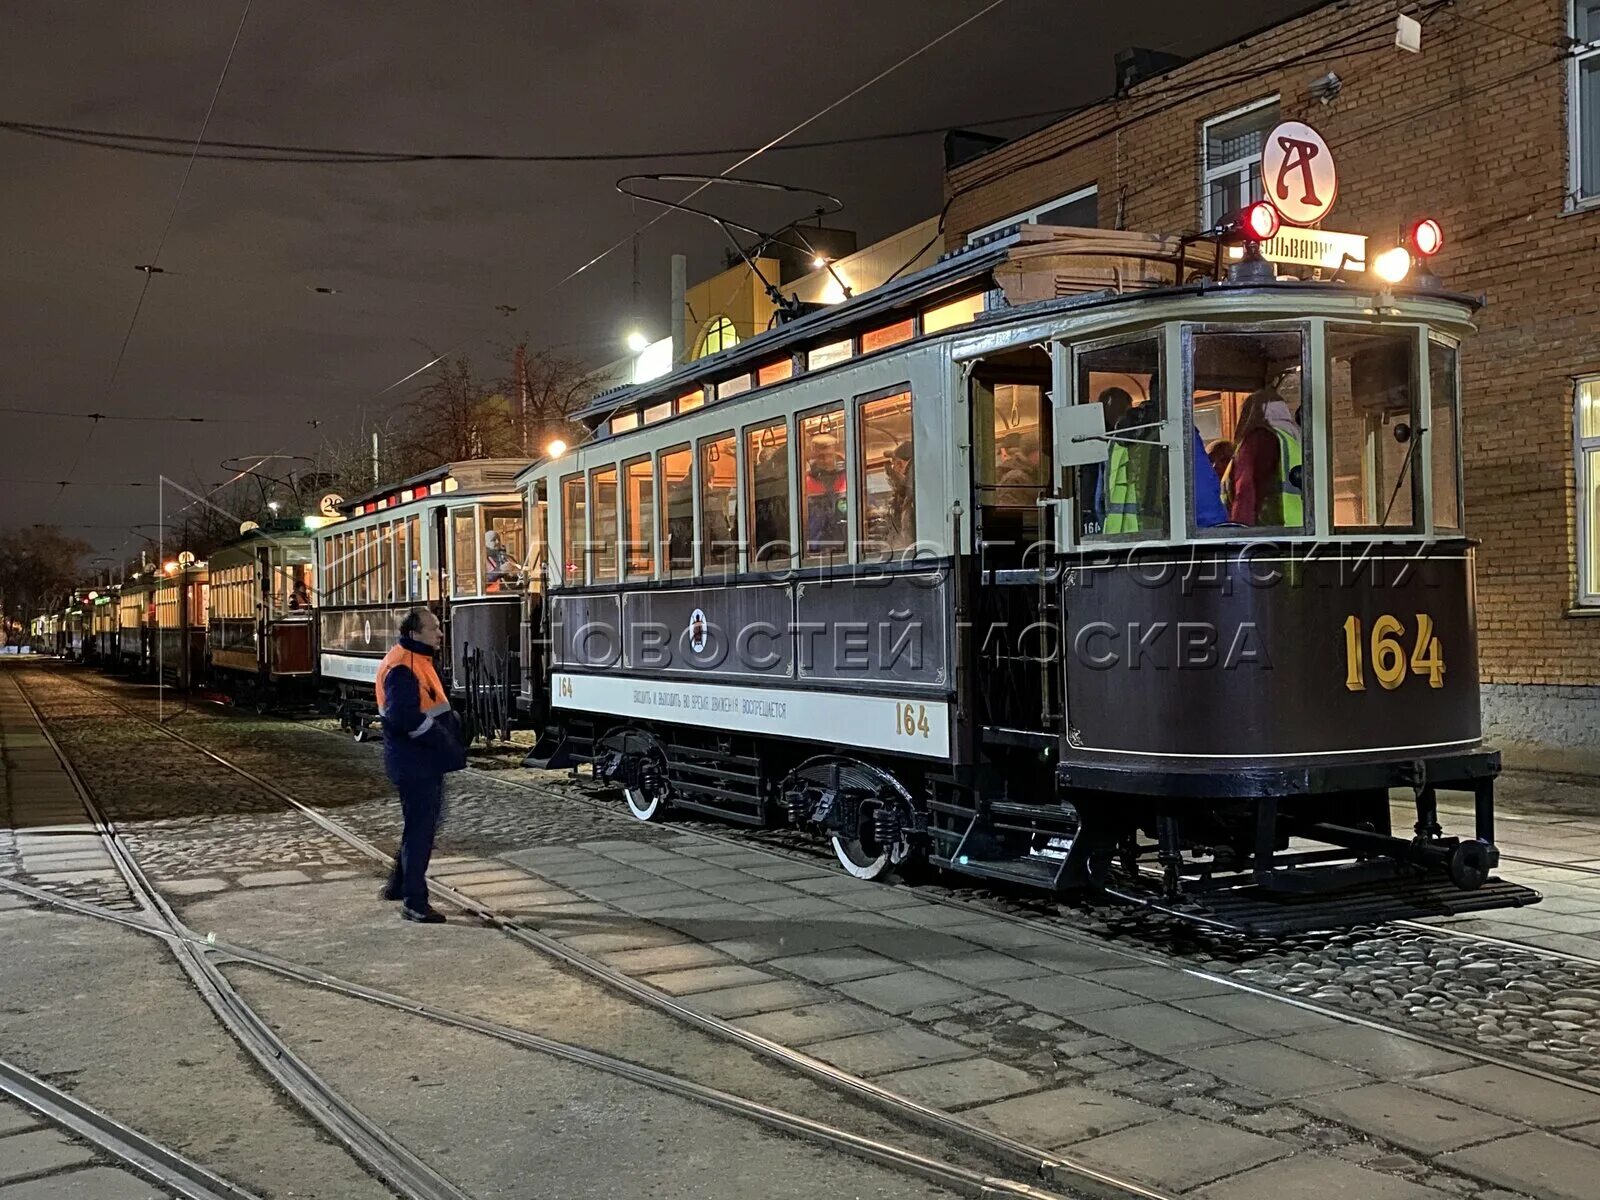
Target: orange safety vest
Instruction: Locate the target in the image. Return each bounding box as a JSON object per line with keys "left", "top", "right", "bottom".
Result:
{"left": 374, "top": 641, "right": 451, "bottom": 721}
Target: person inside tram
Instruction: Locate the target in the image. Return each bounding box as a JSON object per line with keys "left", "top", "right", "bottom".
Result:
{"left": 1101, "top": 390, "right": 1166, "bottom": 534}
{"left": 1222, "top": 387, "right": 1303, "bottom": 527}
{"left": 997, "top": 431, "right": 1043, "bottom": 507}
{"left": 289, "top": 570, "right": 311, "bottom": 610}
{"left": 1207, "top": 438, "right": 1235, "bottom": 480}
{"left": 884, "top": 439, "right": 914, "bottom": 541}
{"left": 804, "top": 432, "right": 847, "bottom": 554}
{"left": 666, "top": 471, "right": 694, "bottom": 570}
{"left": 751, "top": 440, "right": 789, "bottom": 563}
{"left": 1192, "top": 428, "right": 1227, "bottom": 528}
{"left": 1083, "top": 387, "right": 1133, "bottom": 529}
{"left": 483, "top": 529, "right": 521, "bottom": 592}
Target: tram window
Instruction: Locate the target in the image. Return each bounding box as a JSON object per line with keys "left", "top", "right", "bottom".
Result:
{"left": 483, "top": 505, "right": 525, "bottom": 593}
{"left": 529, "top": 483, "right": 549, "bottom": 591}
{"left": 1327, "top": 327, "right": 1420, "bottom": 531}
{"left": 1191, "top": 329, "right": 1306, "bottom": 532}
{"left": 698, "top": 433, "right": 738, "bottom": 575}
{"left": 354, "top": 528, "right": 370, "bottom": 604}
{"left": 393, "top": 521, "right": 409, "bottom": 602}
{"left": 560, "top": 475, "right": 585, "bottom": 584}
{"left": 407, "top": 515, "right": 421, "bottom": 601}
{"left": 1076, "top": 337, "right": 1166, "bottom": 539}
{"left": 745, "top": 420, "right": 792, "bottom": 569}
{"left": 451, "top": 509, "right": 480, "bottom": 597}
{"left": 800, "top": 406, "right": 848, "bottom": 565}
{"left": 1428, "top": 339, "right": 1462, "bottom": 532}
{"left": 622, "top": 457, "right": 655, "bottom": 579}
{"left": 659, "top": 445, "right": 694, "bottom": 578}
{"left": 589, "top": 466, "right": 619, "bottom": 584}
{"left": 857, "top": 390, "right": 915, "bottom": 557}
{"left": 983, "top": 384, "right": 1046, "bottom": 508}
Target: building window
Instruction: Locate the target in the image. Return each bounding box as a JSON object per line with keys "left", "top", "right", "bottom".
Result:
{"left": 696, "top": 315, "right": 739, "bottom": 358}
{"left": 1202, "top": 97, "right": 1279, "bottom": 226}
{"left": 1578, "top": 376, "right": 1600, "bottom": 605}
{"left": 1574, "top": 1, "right": 1600, "bottom": 205}
{"left": 966, "top": 185, "right": 1098, "bottom": 242}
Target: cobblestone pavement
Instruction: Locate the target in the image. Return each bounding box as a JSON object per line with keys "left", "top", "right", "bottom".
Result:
{"left": 17, "top": 662, "right": 1600, "bottom": 1199}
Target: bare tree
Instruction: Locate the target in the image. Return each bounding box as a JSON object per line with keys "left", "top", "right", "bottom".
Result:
{"left": 0, "top": 525, "right": 92, "bottom": 625}
{"left": 501, "top": 341, "right": 595, "bottom": 457}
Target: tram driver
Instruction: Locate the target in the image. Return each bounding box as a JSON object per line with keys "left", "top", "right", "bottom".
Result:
{"left": 484, "top": 529, "right": 521, "bottom": 592}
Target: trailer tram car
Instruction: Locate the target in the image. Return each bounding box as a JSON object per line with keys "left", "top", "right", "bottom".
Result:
{"left": 314, "top": 459, "right": 531, "bottom": 738}
{"left": 88, "top": 588, "right": 118, "bottom": 665}
{"left": 154, "top": 561, "right": 208, "bottom": 690}
{"left": 205, "top": 523, "right": 318, "bottom": 707}
{"left": 522, "top": 217, "right": 1537, "bottom": 931}
{"left": 117, "top": 576, "right": 156, "bottom": 675}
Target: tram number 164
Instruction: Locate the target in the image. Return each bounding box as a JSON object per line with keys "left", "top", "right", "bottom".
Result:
{"left": 1341, "top": 614, "right": 1444, "bottom": 692}
{"left": 894, "top": 701, "right": 932, "bottom": 739}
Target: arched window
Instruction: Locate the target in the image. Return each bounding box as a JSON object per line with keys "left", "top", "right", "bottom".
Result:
{"left": 696, "top": 315, "right": 739, "bottom": 359}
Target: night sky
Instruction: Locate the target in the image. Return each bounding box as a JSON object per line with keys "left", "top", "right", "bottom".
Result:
{"left": 3, "top": 0, "right": 1306, "bottom": 556}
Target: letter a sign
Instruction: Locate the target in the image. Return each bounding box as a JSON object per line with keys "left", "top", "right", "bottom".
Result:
{"left": 1259, "top": 121, "right": 1336, "bottom": 226}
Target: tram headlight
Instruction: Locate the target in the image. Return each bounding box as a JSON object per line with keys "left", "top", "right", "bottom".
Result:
{"left": 1372, "top": 245, "right": 1412, "bottom": 284}
{"left": 1241, "top": 201, "right": 1280, "bottom": 243}
{"left": 1409, "top": 217, "right": 1444, "bottom": 257}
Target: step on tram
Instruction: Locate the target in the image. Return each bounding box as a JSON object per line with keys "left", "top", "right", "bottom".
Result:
{"left": 518, "top": 214, "right": 1539, "bottom": 932}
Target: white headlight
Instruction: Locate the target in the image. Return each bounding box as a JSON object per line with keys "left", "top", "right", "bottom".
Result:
{"left": 1372, "top": 246, "right": 1412, "bottom": 284}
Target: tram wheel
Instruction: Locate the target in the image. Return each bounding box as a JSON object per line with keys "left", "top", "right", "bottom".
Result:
{"left": 624, "top": 782, "right": 668, "bottom": 822}
{"left": 1448, "top": 840, "right": 1491, "bottom": 891}
{"left": 353, "top": 726, "right": 370, "bottom": 744}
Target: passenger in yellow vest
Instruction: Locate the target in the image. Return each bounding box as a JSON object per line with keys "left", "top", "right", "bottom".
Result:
{"left": 1101, "top": 398, "right": 1167, "bottom": 534}
{"left": 1223, "top": 388, "right": 1303, "bottom": 527}
{"left": 376, "top": 608, "right": 465, "bottom": 922}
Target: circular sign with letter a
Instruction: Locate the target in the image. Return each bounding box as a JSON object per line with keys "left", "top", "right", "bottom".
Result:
{"left": 1260, "top": 121, "right": 1336, "bottom": 226}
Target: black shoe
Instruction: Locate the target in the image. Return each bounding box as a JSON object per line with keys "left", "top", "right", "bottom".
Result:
{"left": 380, "top": 881, "right": 403, "bottom": 902}
{"left": 401, "top": 905, "right": 445, "bottom": 924}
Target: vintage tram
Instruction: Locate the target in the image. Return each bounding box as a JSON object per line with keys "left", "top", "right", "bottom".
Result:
{"left": 519, "top": 219, "right": 1535, "bottom": 929}
{"left": 116, "top": 575, "right": 156, "bottom": 674}
{"left": 153, "top": 560, "right": 209, "bottom": 689}
{"left": 312, "top": 459, "right": 530, "bottom": 738}
{"left": 88, "top": 588, "right": 119, "bottom": 665}
{"left": 205, "top": 522, "right": 318, "bottom": 705}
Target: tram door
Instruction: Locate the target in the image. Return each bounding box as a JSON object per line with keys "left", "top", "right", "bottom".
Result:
{"left": 967, "top": 348, "right": 1058, "bottom": 732}
{"left": 521, "top": 480, "right": 549, "bottom": 721}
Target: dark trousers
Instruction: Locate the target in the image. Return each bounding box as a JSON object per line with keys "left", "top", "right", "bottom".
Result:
{"left": 388, "top": 774, "right": 444, "bottom": 909}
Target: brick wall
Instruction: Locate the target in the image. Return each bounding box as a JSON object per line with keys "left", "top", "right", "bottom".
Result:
{"left": 946, "top": 0, "right": 1600, "bottom": 696}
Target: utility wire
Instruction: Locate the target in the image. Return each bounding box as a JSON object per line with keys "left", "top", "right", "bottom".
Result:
{"left": 107, "top": 0, "right": 252, "bottom": 386}
{"left": 0, "top": 404, "right": 319, "bottom": 426}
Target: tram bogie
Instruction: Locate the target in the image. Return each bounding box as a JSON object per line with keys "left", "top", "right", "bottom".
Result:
{"left": 518, "top": 222, "right": 1540, "bottom": 932}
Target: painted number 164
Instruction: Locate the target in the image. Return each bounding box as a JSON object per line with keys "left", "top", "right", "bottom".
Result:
{"left": 1341, "top": 614, "right": 1445, "bottom": 692}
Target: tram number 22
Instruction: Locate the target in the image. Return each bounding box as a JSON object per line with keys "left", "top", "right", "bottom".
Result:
{"left": 894, "top": 702, "right": 932, "bottom": 739}
{"left": 1341, "top": 614, "right": 1444, "bottom": 692}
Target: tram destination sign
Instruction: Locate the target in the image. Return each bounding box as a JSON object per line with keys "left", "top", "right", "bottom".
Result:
{"left": 1260, "top": 227, "right": 1367, "bottom": 271}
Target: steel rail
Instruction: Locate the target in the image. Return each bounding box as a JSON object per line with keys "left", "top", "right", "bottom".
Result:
{"left": 5, "top": 672, "right": 474, "bottom": 1200}
{"left": 0, "top": 1053, "right": 263, "bottom": 1200}
{"left": 0, "top": 876, "right": 1073, "bottom": 1200}
{"left": 34, "top": 669, "right": 1176, "bottom": 1200}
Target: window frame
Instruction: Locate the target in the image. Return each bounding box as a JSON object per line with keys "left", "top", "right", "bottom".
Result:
{"left": 448, "top": 505, "right": 481, "bottom": 598}
{"left": 1425, "top": 331, "right": 1464, "bottom": 534}
{"left": 1181, "top": 320, "right": 1314, "bottom": 540}
{"left": 620, "top": 454, "right": 656, "bottom": 581}
{"left": 656, "top": 443, "right": 695, "bottom": 580}
{"left": 1576, "top": 373, "right": 1600, "bottom": 607}
{"left": 587, "top": 464, "right": 620, "bottom": 586}
{"left": 966, "top": 184, "right": 1098, "bottom": 242}
{"left": 696, "top": 430, "right": 740, "bottom": 576}
{"left": 1571, "top": 2, "right": 1600, "bottom": 210}
{"left": 852, "top": 383, "right": 917, "bottom": 559}
{"left": 741, "top": 414, "right": 796, "bottom": 572}
{"left": 797, "top": 400, "right": 851, "bottom": 567}
{"left": 1200, "top": 95, "right": 1280, "bottom": 227}
{"left": 559, "top": 472, "right": 586, "bottom": 587}
{"left": 1069, "top": 328, "right": 1171, "bottom": 546}
{"left": 1324, "top": 322, "right": 1427, "bottom": 537}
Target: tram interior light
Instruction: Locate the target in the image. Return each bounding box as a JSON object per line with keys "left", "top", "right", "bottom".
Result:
{"left": 1372, "top": 245, "right": 1413, "bottom": 284}
{"left": 1409, "top": 217, "right": 1444, "bottom": 257}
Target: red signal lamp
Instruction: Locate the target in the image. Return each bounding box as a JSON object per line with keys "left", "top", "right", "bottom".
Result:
{"left": 1409, "top": 217, "right": 1443, "bottom": 257}
{"left": 1242, "top": 200, "right": 1280, "bottom": 242}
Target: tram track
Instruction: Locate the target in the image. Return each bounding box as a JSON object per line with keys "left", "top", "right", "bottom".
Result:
{"left": 13, "top": 665, "right": 1171, "bottom": 1200}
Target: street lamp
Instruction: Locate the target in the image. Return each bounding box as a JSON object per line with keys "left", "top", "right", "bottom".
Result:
{"left": 546, "top": 439, "right": 568, "bottom": 459}
{"left": 625, "top": 331, "right": 651, "bottom": 354}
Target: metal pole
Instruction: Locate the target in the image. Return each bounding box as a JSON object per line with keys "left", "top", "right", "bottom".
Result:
{"left": 671, "top": 254, "right": 687, "bottom": 364}
{"left": 372, "top": 431, "right": 379, "bottom": 484}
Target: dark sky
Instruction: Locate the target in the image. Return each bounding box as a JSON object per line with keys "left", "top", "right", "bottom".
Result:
{"left": 3, "top": 0, "right": 1305, "bottom": 556}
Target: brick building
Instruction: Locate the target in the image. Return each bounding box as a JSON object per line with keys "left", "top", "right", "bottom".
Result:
{"left": 944, "top": 0, "right": 1600, "bottom": 753}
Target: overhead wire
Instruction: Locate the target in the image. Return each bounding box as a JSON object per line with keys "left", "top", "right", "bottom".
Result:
{"left": 0, "top": 404, "right": 319, "bottom": 426}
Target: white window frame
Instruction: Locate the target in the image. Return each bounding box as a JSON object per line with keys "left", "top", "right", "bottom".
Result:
{"left": 1577, "top": 374, "right": 1600, "bottom": 607}
{"left": 967, "top": 184, "right": 1097, "bottom": 242}
{"left": 1570, "top": 2, "right": 1600, "bottom": 210}
{"left": 1200, "top": 95, "right": 1279, "bottom": 227}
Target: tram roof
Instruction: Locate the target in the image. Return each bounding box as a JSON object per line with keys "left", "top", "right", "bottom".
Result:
{"left": 336, "top": 457, "right": 530, "bottom": 517}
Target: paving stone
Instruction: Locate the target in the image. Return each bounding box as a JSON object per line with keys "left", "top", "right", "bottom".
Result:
{"left": 875, "top": 904, "right": 999, "bottom": 933}
{"left": 1084, "top": 965, "right": 1239, "bottom": 1002}
{"left": 28, "top": 870, "right": 120, "bottom": 886}
{"left": 1303, "top": 1082, "right": 1523, "bottom": 1154}
{"left": 600, "top": 942, "right": 728, "bottom": 974}
{"left": 1002, "top": 939, "right": 1137, "bottom": 974}
{"left": 0, "top": 897, "right": 29, "bottom": 913}
{"left": 0, "top": 1129, "right": 96, "bottom": 1183}
{"left": 1175, "top": 991, "right": 1345, "bottom": 1037}
{"left": 687, "top": 980, "right": 829, "bottom": 1019}
{"left": 461, "top": 876, "right": 561, "bottom": 897}
{"left": 1443, "top": 1132, "right": 1600, "bottom": 1200}
{"left": 876, "top": 1056, "right": 1042, "bottom": 1110}
{"left": 1567, "top": 1121, "right": 1600, "bottom": 1149}
{"left": 834, "top": 970, "right": 978, "bottom": 1015}
{"left": 670, "top": 868, "right": 754, "bottom": 889}
{"left": 805, "top": 1026, "right": 974, "bottom": 1075}
{"left": 966, "top": 1085, "right": 1162, "bottom": 1149}
{"left": 749, "top": 896, "right": 856, "bottom": 920}
{"left": 696, "top": 880, "right": 805, "bottom": 904}
{"left": 768, "top": 948, "right": 903, "bottom": 984}
{"left": 234, "top": 868, "right": 312, "bottom": 888}
{"left": 904, "top": 949, "right": 1055, "bottom": 987}
{"left": 429, "top": 868, "right": 531, "bottom": 888}
{"left": 731, "top": 1001, "right": 897, "bottom": 1045}
{"left": 570, "top": 879, "right": 677, "bottom": 901}
{"left": 1174, "top": 1039, "right": 1370, "bottom": 1099}
{"left": 741, "top": 861, "right": 831, "bottom": 883}
{"left": 555, "top": 928, "right": 688, "bottom": 955}
{"left": 0, "top": 1106, "right": 39, "bottom": 1137}
{"left": 1071, "top": 1114, "right": 1291, "bottom": 1191}
{"left": 708, "top": 927, "right": 857, "bottom": 961}
{"left": 1416, "top": 1065, "right": 1598, "bottom": 1127}
{"left": 485, "top": 888, "right": 582, "bottom": 909}
{"left": 1067, "top": 1002, "right": 1248, "bottom": 1055}
{"left": 160, "top": 877, "right": 228, "bottom": 895}
{"left": 1278, "top": 1026, "right": 1471, "bottom": 1079}
{"left": 640, "top": 963, "right": 771, "bottom": 995}
{"left": 0, "top": 1166, "right": 168, "bottom": 1198}
{"left": 988, "top": 974, "right": 1142, "bottom": 1018}
{"left": 1193, "top": 1153, "right": 1453, "bottom": 1200}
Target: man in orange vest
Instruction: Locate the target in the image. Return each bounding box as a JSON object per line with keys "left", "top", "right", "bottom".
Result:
{"left": 377, "top": 608, "right": 465, "bottom": 922}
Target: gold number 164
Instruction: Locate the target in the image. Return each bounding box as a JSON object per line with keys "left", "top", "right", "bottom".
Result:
{"left": 1342, "top": 614, "right": 1445, "bottom": 692}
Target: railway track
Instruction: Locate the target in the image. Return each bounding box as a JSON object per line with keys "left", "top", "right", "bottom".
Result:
{"left": 9, "top": 664, "right": 1168, "bottom": 1200}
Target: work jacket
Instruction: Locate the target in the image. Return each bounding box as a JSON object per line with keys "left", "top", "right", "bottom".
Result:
{"left": 376, "top": 633, "right": 465, "bottom": 780}
{"left": 1224, "top": 426, "right": 1303, "bottom": 527}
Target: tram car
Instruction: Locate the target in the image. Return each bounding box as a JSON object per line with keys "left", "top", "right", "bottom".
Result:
{"left": 87, "top": 588, "right": 119, "bottom": 665}
{"left": 117, "top": 576, "right": 157, "bottom": 675}
{"left": 153, "top": 560, "right": 208, "bottom": 689}
{"left": 312, "top": 459, "right": 530, "bottom": 738}
{"left": 205, "top": 522, "right": 318, "bottom": 706}
{"left": 519, "top": 215, "right": 1536, "bottom": 930}
{"left": 59, "top": 603, "right": 86, "bottom": 660}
